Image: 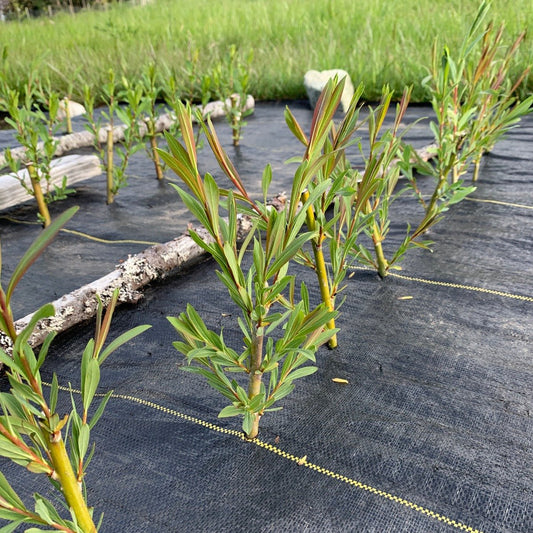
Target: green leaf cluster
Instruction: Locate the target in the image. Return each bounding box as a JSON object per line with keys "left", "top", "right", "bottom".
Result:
{"left": 0, "top": 208, "right": 150, "bottom": 532}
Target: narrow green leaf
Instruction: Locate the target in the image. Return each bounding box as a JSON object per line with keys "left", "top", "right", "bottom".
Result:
{"left": 0, "top": 471, "right": 26, "bottom": 510}
{"left": 76, "top": 424, "right": 90, "bottom": 463}
{"left": 34, "top": 494, "right": 62, "bottom": 525}
{"left": 98, "top": 324, "right": 151, "bottom": 365}
{"left": 88, "top": 391, "right": 113, "bottom": 430}
{"left": 0, "top": 350, "right": 25, "bottom": 376}
{"left": 0, "top": 519, "right": 30, "bottom": 532}
{"left": 242, "top": 411, "right": 255, "bottom": 435}
{"left": 271, "top": 382, "right": 294, "bottom": 402}
{"left": 35, "top": 332, "right": 56, "bottom": 372}
{"left": 49, "top": 374, "right": 59, "bottom": 414}
{"left": 171, "top": 184, "right": 212, "bottom": 233}
{"left": 203, "top": 173, "right": 221, "bottom": 237}
{"left": 158, "top": 143, "right": 200, "bottom": 196}
{"left": 286, "top": 365, "right": 318, "bottom": 382}
{"left": 6, "top": 207, "right": 79, "bottom": 302}
{"left": 81, "top": 358, "right": 100, "bottom": 412}
{"left": 14, "top": 304, "right": 55, "bottom": 351}
{"left": 265, "top": 231, "right": 314, "bottom": 279}
{"left": 218, "top": 405, "right": 243, "bottom": 418}
{"left": 261, "top": 164, "right": 273, "bottom": 203}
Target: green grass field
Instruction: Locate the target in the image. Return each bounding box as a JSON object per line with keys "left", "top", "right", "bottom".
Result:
{"left": 1, "top": 0, "right": 532, "bottom": 103}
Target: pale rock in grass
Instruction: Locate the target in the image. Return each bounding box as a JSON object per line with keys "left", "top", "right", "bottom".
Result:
{"left": 57, "top": 98, "right": 86, "bottom": 120}
{"left": 303, "top": 69, "right": 354, "bottom": 113}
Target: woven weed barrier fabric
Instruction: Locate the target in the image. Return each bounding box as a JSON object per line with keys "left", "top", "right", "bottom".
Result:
{"left": 0, "top": 104, "right": 531, "bottom": 532}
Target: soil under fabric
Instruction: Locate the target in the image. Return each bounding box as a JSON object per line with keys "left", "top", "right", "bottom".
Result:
{"left": 0, "top": 102, "right": 532, "bottom": 532}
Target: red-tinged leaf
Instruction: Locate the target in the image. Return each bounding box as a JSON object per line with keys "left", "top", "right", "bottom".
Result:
{"left": 284, "top": 107, "right": 308, "bottom": 146}
{"left": 175, "top": 100, "right": 197, "bottom": 165}
{"left": 204, "top": 117, "right": 246, "bottom": 193}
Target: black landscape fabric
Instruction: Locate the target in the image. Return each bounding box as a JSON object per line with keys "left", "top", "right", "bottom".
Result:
{"left": 0, "top": 103, "right": 532, "bottom": 532}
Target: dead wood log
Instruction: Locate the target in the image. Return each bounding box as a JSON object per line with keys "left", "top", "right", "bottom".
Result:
{"left": 0, "top": 215, "right": 253, "bottom": 353}
{"left": 0, "top": 154, "right": 102, "bottom": 211}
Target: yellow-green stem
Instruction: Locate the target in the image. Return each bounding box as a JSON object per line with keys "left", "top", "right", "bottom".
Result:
{"left": 0, "top": 290, "right": 17, "bottom": 340}
{"left": 452, "top": 165, "right": 460, "bottom": 184}
{"left": 230, "top": 95, "right": 240, "bottom": 146}
{"left": 106, "top": 128, "right": 114, "bottom": 204}
{"left": 246, "top": 329, "right": 263, "bottom": 439}
{"left": 373, "top": 238, "right": 388, "bottom": 278}
{"left": 364, "top": 200, "right": 389, "bottom": 278}
{"left": 473, "top": 157, "right": 481, "bottom": 182}
{"left": 49, "top": 432, "right": 96, "bottom": 533}
{"left": 426, "top": 175, "right": 448, "bottom": 221}
{"left": 302, "top": 191, "right": 337, "bottom": 349}
{"left": 27, "top": 164, "right": 51, "bottom": 227}
{"left": 65, "top": 100, "right": 73, "bottom": 135}
{"left": 150, "top": 135, "right": 164, "bottom": 180}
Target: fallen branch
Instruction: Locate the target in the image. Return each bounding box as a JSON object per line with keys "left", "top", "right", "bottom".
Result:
{"left": 0, "top": 154, "right": 101, "bottom": 211}
{"left": 0, "top": 215, "right": 253, "bottom": 353}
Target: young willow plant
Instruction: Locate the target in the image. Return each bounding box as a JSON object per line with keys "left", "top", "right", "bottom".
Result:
{"left": 283, "top": 77, "right": 366, "bottom": 346}
{"left": 212, "top": 44, "right": 254, "bottom": 146}
{"left": 419, "top": 0, "right": 531, "bottom": 217}
{"left": 0, "top": 66, "right": 71, "bottom": 226}
{"left": 0, "top": 207, "right": 150, "bottom": 532}
{"left": 139, "top": 63, "right": 165, "bottom": 180}
{"left": 197, "top": 77, "right": 379, "bottom": 348}
{"left": 458, "top": 3, "right": 533, "bottom": 181}
{"left": 159, "top": 103, "right": 337, "bottom": 439}
{"left": 346, "top": 86, "right": 436, "bottom": 277}
{"left": 84, "top": 72, "right": 144, "bottom": 204}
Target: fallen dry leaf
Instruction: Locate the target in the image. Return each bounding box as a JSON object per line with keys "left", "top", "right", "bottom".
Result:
{"left": 332, "top": 378, "right": 349, "bottom": 384}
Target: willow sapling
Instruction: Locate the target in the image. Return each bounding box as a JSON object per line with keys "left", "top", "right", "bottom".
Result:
{"left": 212, "top": 44, "right": 254, "bottom": 146}
{"left": 358, "top": 2, "right": 532, "bottom": 277}
{"left": 160, "top": 103, "right": 337, "bottom": 439}
{"left": 111, "top": 78, "right": 145, "bottom": 199}
{"left": 345, "top": 86, "right": 436, "bottom": 277}
{"left": 0, "top": 207, "right": 151, "bottom": 532}
{"left": 199, "top": 77, "right": 372, "bottom": 349}
{"left": 90, "top": 71, "right": 144, "bottom": 204}
{"left": 0, "top": 78, "right": 66, "bottom": 226}
{"left": 417, "top": 0, "right": 532, "bottom": 218}
{"left": 457, "top": 5, "right": 533, "bottom": 181}
{"left": 139, "top": 62, "right": 165, "bottom": 180}
{"left": 160, "top": 65, "right": 187, "bottom": 140}
{"left": 284, "top": 77, "right": 391, "bottom": 344}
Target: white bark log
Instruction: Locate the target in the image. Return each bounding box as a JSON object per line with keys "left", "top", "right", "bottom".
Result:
{"left": 0, "top": 155, "right": 102, "bottom": 211}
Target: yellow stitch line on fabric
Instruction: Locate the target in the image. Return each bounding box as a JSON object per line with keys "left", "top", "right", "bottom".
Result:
{"left": 60, "top": 228, "right": 159, "bottom": 246}
{"left": 0, "top": 215, "right": 158, "bottom": 246}
{"left": 343, "top": 264, "right": 533, "bottom": 302}
{"left": 387, "top": 272, "right": 533, "bottom": 302}
{"left": 44, "top": 381, "right": 483, "bottom": 533}
{"left": 466, "top": 197, "right": 533, "bottom": 210}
